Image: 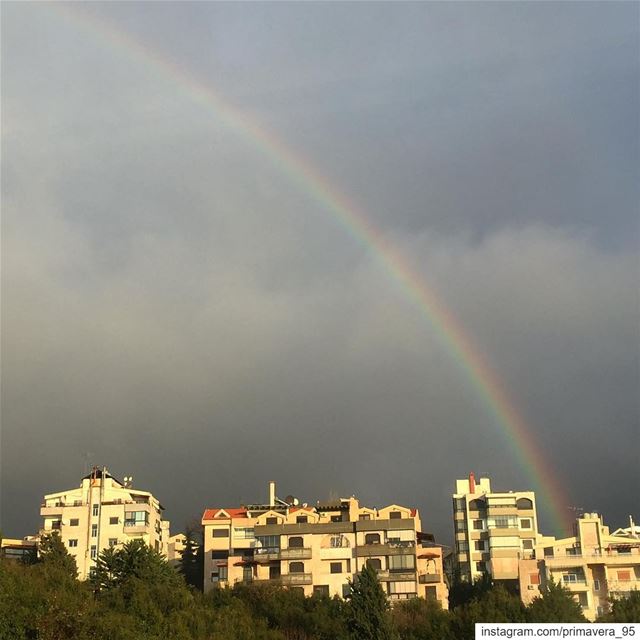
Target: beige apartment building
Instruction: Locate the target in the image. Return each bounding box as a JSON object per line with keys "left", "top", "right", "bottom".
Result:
{"left": 453, "top": 474, "right": 540, "bottom": 586}
{"left": 519, "top": 512, "right": 640, "bottom": 620}
{"left": 40, "top": 467, "right": 170, "bottom": 580}
{"left": 202, "top": 482, "right": 448, "bottom": 606}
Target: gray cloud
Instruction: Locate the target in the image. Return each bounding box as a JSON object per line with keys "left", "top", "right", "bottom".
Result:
{"left": 2, "top": 2, "right": 638, "bottom": 543}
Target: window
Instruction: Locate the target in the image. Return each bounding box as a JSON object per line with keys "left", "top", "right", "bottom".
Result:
{"left": 289, "top": 536, "right": 304, "bottom": 548}
{"left": 473, "top": 520, "right": 484, "bottom": 530}
{"left": 90, "top": 546, "right": 97, "bottom": 559}
{"left": 455, "top": 520, "right": 467, "bottom": 533}
{"left": 330, "top": 535, "right": 347, "bottom": 548}
{"left": 562, "top": 573, "right": 581, "bottom": 583}
{"left": 269, "top": 565, "right": 281, "bottom": 579}
{"left": 390, "top": 511, "right": 402, "bottom": 519}
{"left": 89, "top": 567, "right": 97, "bottom": 579}
{"left": 544, "top": 547, "right": 554, "bottom": 557}
{"left": 108, "top": 538, "right": 118, "bottom": 547}
{"left": 425, "top": 586, "right": 437, "bottom": 601}
{"left": 68, "top": 539, "right": 78, "bottom": 548}
{"left": 234, "top": 527, "right": 255, "bottom": 540}
{"left": 296, "top": 516, "right": 308, "bottom": 524}
{"left": 530, "top": 573, "right": 540, "bottom": 585}
{"left": 109, "top": 517, "right": 118, "bottom": 525}
{"left": 359, "top": 514, "right": 371, "bottom": 521}
{"left": 468, "top": 499, "right": 486, "bottom": 511}
{"left": 289, "top": 562, "right": 304, "bottom": 574}
{"left": 212, "top": 528, "right": 229, "bottom": 538}
{"left": 476, "top": 562, "right": 486, "bottom": 572}
{"left": 92, "top": 504, "right": 99, "bottom": 517}
{"left": 523, "top": 539, "right": 534, "bottom": 550}
{"left": 331, "top": 515, "right": 342, "bottom": 522}
{"left": 388, "top": 581, "right": 415, "bottom": 595}
{"left": 256, "top": 535, "right": 279, "bottom": 552}
{"left": 366, "top": 558, "right": 382, "bottom": 571}
{"left": 243, "top": 566, "right": 253, "bottom": 582}
{"left": 454, "top": 498, "right": 466, "bottom": 510}
{"left": 474, "top": 541, "right": 485, "bottom": 551}
{"left": 593, "top": 579, "right": 600, "bottom": 591}
{"left": 487, "top": 516, "right": 518, "bottom": 529}
{"left": 314, "top": 585, "right": 329, "bottom": 596}
{"left": 365, "top": 533, "right": 380, "bottom": 545}
{"left": 91, "top": 524, "right": 98, "bottom": 538}
{"left": 457, "top": 541, "right": 469, "bottom": 552}
{"left": 330, "top": 562, "right": 342, "bottom": 574}
{"left": 516, "top": 498, "right": 533, "bottom": 510}
{"left": 342, "top": 584, "right": 352, "bottom": 598}
{"left": 218, "top": 566, "right": 228, "bottom": 581}
{"left": 124, "top": 511, "right": 148, "bottom": 527}
{"left": 266, "top": 517, "right": 278, "bottom": 525}
{"left": 389, "top": 555, "right": 415, "bottom": 571}
{"left": 520, "top": 518, "right": 532, "bottom": 529}
{"left": 211, "top": 551, "right": 228, "bottom": 560}
{"left": 69, "top": 518, "right": 79, "bottom": 527}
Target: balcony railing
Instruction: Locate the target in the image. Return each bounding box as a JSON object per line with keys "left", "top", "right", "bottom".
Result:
{"left": 280, "top": 547, "right": 312, "bottom": 560}
{"left": 418, "top": 572, "right": 441, "bottom": 584}
{"left": 280, "top": 573, "right": 313, "bottom": 586}
{"left": 356, "top": 541, "right": 415, "bottom": 557}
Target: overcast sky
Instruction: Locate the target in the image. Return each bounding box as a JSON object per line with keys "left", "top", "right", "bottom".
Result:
{"left": 2, "top": 2, "right": 638, "bottom": 543}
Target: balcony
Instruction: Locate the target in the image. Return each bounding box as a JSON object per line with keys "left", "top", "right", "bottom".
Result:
{"left": 377, "top": 571, "right": 416, "bottom": 582}
{"left": 419, "top": 572, "right": 441, "bottom": 584}
{"left": 280, "top": 547, "right": 312, "bottom": 560}
{"left": 280, "top": 573, "right": 313, "bottom": 586}
{"left": 544, "top": 552, "right": 640, "bottom": 568}
{"left": 356, "top": 542, "right": 415, "bottom": 557}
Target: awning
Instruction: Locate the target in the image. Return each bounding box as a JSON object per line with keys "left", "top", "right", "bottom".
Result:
{"left": 418, "top": 553, "right": 440, "bottom": 559}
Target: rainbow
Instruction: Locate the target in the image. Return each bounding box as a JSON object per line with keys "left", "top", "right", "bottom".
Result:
{"left": 47, "top": 4, "right": 571, "bottom": 534}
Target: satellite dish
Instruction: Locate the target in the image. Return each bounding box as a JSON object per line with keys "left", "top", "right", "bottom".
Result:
{"left": 293, "top": 498, "right": 300, "bottom": 506}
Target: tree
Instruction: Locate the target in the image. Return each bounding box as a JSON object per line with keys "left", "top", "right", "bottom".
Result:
{"left": 345, "top": 564, "right": 397, "bottom": 640}
{"left": 38, "top": 531, "right": 77, "bottom": 579}
{"left": 392, "top": 597, "right": 452, "bottom": 640}
{"left": 450, "top": 584, "right": 527, "bottom": 639}
{"left": 526, "top": 578, "right": 586, "bottom": 622}
{"left": 598, "top": 590, "right": 640, "bottom": 623}
{"left": 179, "top": 525, "right": 203, "bottom": 590}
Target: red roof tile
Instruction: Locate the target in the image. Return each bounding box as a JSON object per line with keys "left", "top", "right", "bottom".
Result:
{"left": 202, "top": 508, "right": 247, "bottom": 520}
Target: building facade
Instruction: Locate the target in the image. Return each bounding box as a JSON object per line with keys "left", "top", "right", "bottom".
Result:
{"left": 453, "top": 474, "right": 540, "bottom": 586}
{"left": 518, "top": 512, "right": 640, "bottom": 621}
{"left": 202, "top": 482, "right": 448, "bottom": 606}
{"left": 40, "top": 467, "right": 170, "bottom": 580}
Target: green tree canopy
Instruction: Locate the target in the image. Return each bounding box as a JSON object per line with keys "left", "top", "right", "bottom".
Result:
{"left": 38, "top": 531, "right": 77, "bottom": 579}
{"left": 597, "top": 590, "right": 640, "bottom": 623}
{"left": 526, "top": 578, "right": 586, "bottom": 622}
{"left": 345, "top": 564, "right": 397, "bottom": 640}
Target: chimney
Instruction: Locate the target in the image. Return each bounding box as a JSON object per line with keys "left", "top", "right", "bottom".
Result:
{"left": 469, "top": 472, "right": 476, "bottom": 494}
{"left": 269, "top": 481, "right": 276, "bottom": 508}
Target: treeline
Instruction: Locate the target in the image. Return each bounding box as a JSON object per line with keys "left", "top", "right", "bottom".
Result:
{"left": 0, "top": 533, "right": 638, "bottom": 640}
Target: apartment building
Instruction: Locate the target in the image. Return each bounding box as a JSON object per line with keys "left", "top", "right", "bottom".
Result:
{"left": 40, "top": 467, "right": 170, "bottom": 580}
{"left": 202, "top": 482, "right": 448, "bottom": 606}
{"left": 453, "top": 473, "right": 540, "bottom": 586}
{"left": 518, "top": 512, "right": 640, "bottom": 620}
{"left": 0, "top": 537, "right": 38, "bottom": 563}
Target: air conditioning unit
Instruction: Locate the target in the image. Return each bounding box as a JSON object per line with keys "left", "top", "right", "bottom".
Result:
{"left": 527, "top": 585, "right": 536, "bottom": 590}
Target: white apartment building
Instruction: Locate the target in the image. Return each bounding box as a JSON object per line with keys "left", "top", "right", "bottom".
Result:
{"left": 519, "top": 512, "right": 640, "bottom": 620}
{"left": 453, "top": 473, "right": 541, "bottom": 586}
{"left": 40, "top": 467, "right": 170, "bottom": 580}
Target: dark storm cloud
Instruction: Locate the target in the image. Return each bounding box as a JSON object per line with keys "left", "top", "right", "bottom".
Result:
{"left": 1, "top": 2, "right": 638, "bottom": 543}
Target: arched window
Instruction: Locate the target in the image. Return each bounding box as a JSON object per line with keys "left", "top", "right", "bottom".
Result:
{"left": 366, "top": 558, "right": 382, "bottom": 571}
{"left": 469, "top": 499, "right": 486, "bottom": 511}
{"left": 517, "top": 498, "right": 533, "bottom": 510}
{"left": 289, "top": 562, "right": 304, "bottom": 574}
{"left": 288, "top": 536, "right": 304, "bottom": 548}
{"left": 365, "top": 533, "right": 381, "bottom": 545}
